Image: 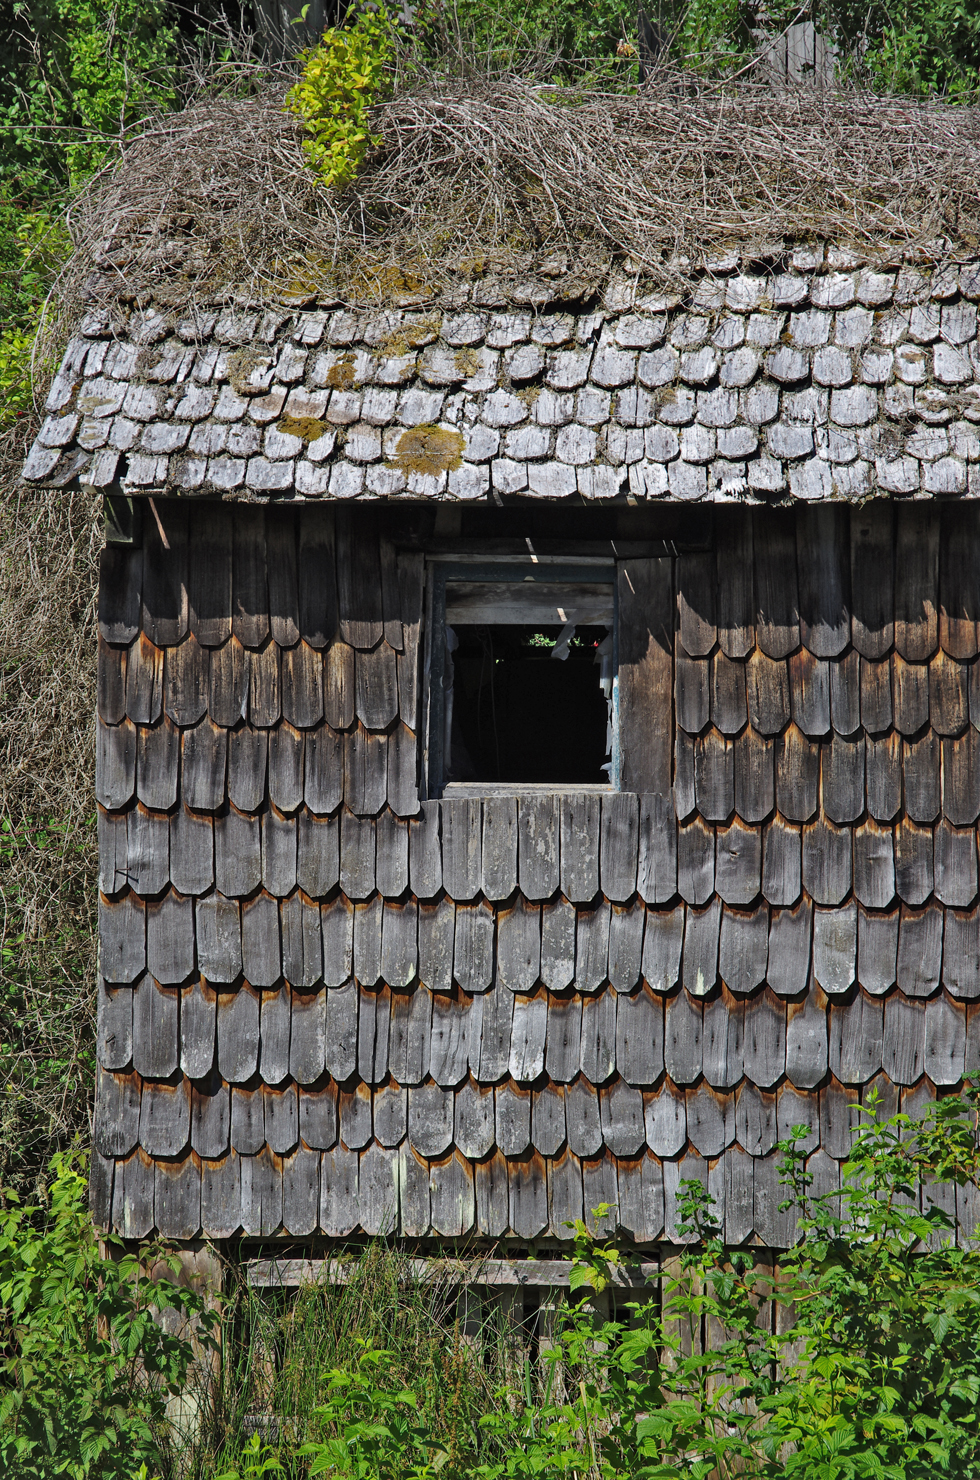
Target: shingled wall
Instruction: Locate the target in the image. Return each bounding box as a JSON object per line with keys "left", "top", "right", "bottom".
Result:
{"left": 92, "top": 497, "right": 980, "bottom": 1249}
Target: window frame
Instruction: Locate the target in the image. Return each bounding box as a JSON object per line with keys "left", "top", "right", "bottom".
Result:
{"left": 422, "top": 556, "right": 620, "bottom": 799}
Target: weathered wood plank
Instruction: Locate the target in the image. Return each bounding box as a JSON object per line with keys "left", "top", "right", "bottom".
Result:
{"left": 857, "top": 906, "right": 899, "bottom": 995}
{"left": 607, "top": 899, "right": 645, "bottom": 993}
{"left": 471, "top": 981, "right": 513, "bottom": 1080}
{"left": 510, "top": 1151, "right": 549, "bottom": 1240}
{"left": 829, "top": 648, "right": 860, "bottom": 736}
{"left": 641, "top": 904, "right": 685, "bottom": 992}
{"left": 644, "top": 1079, "right": 687, "bottom": 1157}
{"left": 282, "top": 1144, "right": 320, "bottom": 1237}
{"left": 617, "top": 557, "right": 673, "bottom": 793}
{"left": 227, "top": 723, "right": 267, "bottom": 814}
{"left": 388, "top": 984, "right": 431, "bottom": 1085}
{"left": 860, "top": 655, "right": 892, "bottom": 732}
{"left": 127, "top": 804, "right": 168, "bottom": 897}
{"left": 734, "top": 728, "right": 774, "bottom": 824}
{"left": 801, "top": 816, "right": 851, "bottom": 906}
{"left": 482, "top": 796, "right": 518, "bottom": 901}
{"left": 510, "top": 990, "right": 548, "bottom": 1083}
{"left": 282, "top": 890, "right": 323, "bottom": 988}
{"left": 210, "top": 635, "right": 248, "bottom": 730}
{"left": 99, "top": 544, "right": 141, "bottom": 645}
{"left": 142, "top": 502, "right": 189, "bottom": 648}
{"left": 343, "top": 725, "right": 387, "bottom": 815}
{"left": 126, "top": 634, "right": 163, "bottom": 725}
{"left": 241, "top": 891, "right": 281, "bottom": 988}
{"left": 355, "top": 642, "right": 399, "bottom": 731}
{"left": 599, "top": 1078, "right": 646, "bottom": 1156}
{"left": 715, "top": 820, "right": 761, "bottom": 906}
{"left": 694, "top": 729, "right": 735, "bottom": 822}
{"left": 823, "top": 733, "right": 864, "bottom": 825}
{"left": 576, "top": 900, "right": 610, "bottom": 993}
{"left": 429, "top": 1151, "right": 475, "bottom": 1238}
{"left": 139, "top": 1076, "right": 191, "bottom": 1157}
{"left": 546, "top": 993, "right": 583, "bottom": 1083}
{"left": 282, "top": 640, "right": 324, "bottom": 731}
{"left": 934, "top": 819, "right": 979, "bottom": 907}
{"left": 866, "top": 732, "right": 902, "bottom": 823}
{"left": 852, "top": 819, "right": 896, "bottom": 910}
{"left": 339, "top": 1082, "right": 372, "bottom": 1150}
{"left": 565, "top": 1078, "right": 603, "bottom": 1157}
{"left": 495, "top": 1082, "right": 531, "bottom": 1155}
{"left": 943, "top": 730, "right": 980, "bottom": 825}
{"left": 711, "top": 650, "right": 747, "bottom": 737}
{"left": 539, "top": 896, "right": 576, "bottom": 991}
{"left": 298, "top": 507, "right": 338, "bottom": 650}
{"left": 850, "top": 502, "right": 893, "bottom": 660}
{"left": 896, "top": 901, "right": 944, "bottom": 997}
{"left": 702, "top": 988, "right": 744, "bottom": 1088}
{"left": 266, "top": 511, "right": 299, "bottom": 649}
{"left": 664, "top": 988, "right": 702, "bottom": 1085}
{"left": 719, "top": 905, "right": 769, "bottom": 995}
{"left": 409, "top": 801, "right": 442, "bottom": 899}
{"left": 560, "top": 794, "right": 601, "bottom": 903}
{"left": 387, "top": 722, "right": 419, "bottom": 819}
{"left": 741, "top": 988, "right": 786, "bottom": 1089}
{"left": 100, "top": 892, "right": 146, "bottom": 984}
{"left": 939, "top": 503, "right": 980, "bottom": 659}
{"left": 683, "top": 898, "right": 722, "bottom": 997}
{"left": 397, "top": 550, "right": 424, "bottom": 729}
{"left": 548, "top": 1148, "right": 586, "bottom": 1238}
{"left": 418, "top": 897, "right": 455, "bottom": 994}
{"left": 496, "top": 897, "right": 541, "bottom": 993}
{"left": 455, "top": 1077, "right": 495, "bottom": 1158}
{"left": 215, "top": 804, "right": 262, "bottom": 898}
{"left": 785, "top": 982, "right": 829, "bottom": 1089}
{"left": 441, "top": 797, "right": 482, "bottom": 900}
{"left": 686, "top": 1082, "right": 733, "bottom": 1157}
{"left": 216, "top": 982, "right": 261, "bottom": 1084}
{"left": 136, "top": 716, "right": 179, "bottom": 811}
{"left": 765, "top": 897, "right": 811, "bottom": 997}
{"left": 924, "top": 991, "right": 965, "bottom": 1085}
{"left": 894, "top": 504, "right": 939, "bottom": 662}
{"left": 99, "top": 637, "right": 128, "bottom": 727}
{"left": 676, "top": 552, "right": 716, "bottom": 656}
{"left": 761, "top": 817, "right": 802, "bottom": 908}
{"left": 735, "top": 1080, "right": 776, "bottom": 1155}
{"left": 324, "top": 640, "right": 356, "bottom": 730}
{"left": 133, "top": 975, "right": 179, "bottom": 1078}
{"left": 616, "top": 985, "right": 664, "bottom": 1086}
{"left": 374, "top": 1081, "right": 407, "bottom": 1147}
{"left": 746, "top": 650, "right": 791, "bottom": 735}
{"left": 319, "top": 1145, "right": 359, "bottom": 1236}
{"left": 812, "top": 903, "right": 858, "bottom": 996}
{"left": 599, "top": 792, "right": 639, "bottom": 902}
{"left": 636, "top": 793, "right": 677, "bottom": 903}
{"left": 931, "top": 649, "right": 969, "bottom": 737}
{"left": 249, "top": 640, "right": 281, "bottom": 729}
{"left": 474, "top": 1150, "right": 509, "bottom": 1237}
{"left": 99, "top": 806, "right": 128, "bottom": 896}
{"left": 892, "top": 654, "right": 929, "bottom": 735}
{"left": 188, "top": 503, "right": 232, "bottom": 649}
{"left": 146, "top": 892, "right": 195, "bottom": 985}
{"left": 677, "top": 816, "right": 715, "bottom": 905}
{"left": 290, "top": 987, "right": 326, "bottom": 1085}
{"left": 336, "top": 508, "right": 384, "bottom": 650}
{"left": 716, "top": 507, "right": 754, "bottom": 659}
{"left": 943, "top": 905, "right": 980, "bottom": 999}
{"left": 789, "top": 648, "right": 831, "bottom": 737}
{"left": 353, "top": 894, "right": 384, "bottom": 986}
{"left": 882, "top": 993, "right": 926, "bottom": 1085}
{"left": 299, "top": 1083, "right": 338, "bottom": 1150}
{"left": 797, "top": 505, "right": 849, "bottom": 658}
{"left": 904, "top": 733, "right": 941, "bottom": 823}
{"left": 232, "top": 507, "right": 269, "bottom": 650}
{"left": 179, "top": 978, "right": 217, "bottom": 1080}
{"left": 775, "top": 724, "right": 819, "bottom": 823}
{"left": 296, "top": 808, "right": 340, "bottom": 896}
{"left": 580, "top": 989, "right": 617, "bottom": 1084}
{"left": 380, "top": 898, "right": 418, "bottom": 989}
{"left": 357, "top": 984, "right": 391, "bottom": 1084}
{"left": 453, "top": 899, "right": 494, "bottom": 993}
{"left": 339, "top": 810, "right": 375, "bottom": 898}
{"left": 754, "top": 510, "right": 800, "bottom": 659}
{"left": 261, "top": 807, "right": 297, "bottom": 897}
{"left": 675, "top": 645, "right": 709, "bottom": 735}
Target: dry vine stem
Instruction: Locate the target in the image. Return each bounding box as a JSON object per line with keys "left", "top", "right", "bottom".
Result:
{"left": 58, "top": 66, "right": 980, "bottom": 323}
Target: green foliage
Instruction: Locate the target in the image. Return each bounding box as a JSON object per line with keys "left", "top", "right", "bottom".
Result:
{"left": 0, "top": 1152, "right": 218, "bottom": 1480}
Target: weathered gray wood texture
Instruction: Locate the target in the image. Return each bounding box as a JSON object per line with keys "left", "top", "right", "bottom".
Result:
{"left": 94, "top": 501, "right": 978, "bottom": 1246}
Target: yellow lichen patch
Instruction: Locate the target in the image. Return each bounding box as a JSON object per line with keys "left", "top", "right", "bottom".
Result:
{"left": 277, "top": 415, "right": 330, "bottom": 442}
{"left": 392, "top": 423, "right": 465, "bottom": 476}
{"left": 324, "top": 352, "right": 357, "bottom": 389}
{"left": 374, "top": 314, "right": 443, "bottom": 359}
{"left": 227, "top": 348, "right": 273, "bottom": 395}
{"left": 454, "top": 348, "right": 481, "bottom": 378}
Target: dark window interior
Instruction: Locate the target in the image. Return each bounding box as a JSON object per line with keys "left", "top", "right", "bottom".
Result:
{"left": 447, "top": 624, "right": 610, "bottom": 784}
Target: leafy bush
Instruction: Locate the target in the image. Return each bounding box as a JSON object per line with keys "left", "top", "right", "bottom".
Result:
{"left": 0, "top": 1153, "right": 218, "bottom": 1480}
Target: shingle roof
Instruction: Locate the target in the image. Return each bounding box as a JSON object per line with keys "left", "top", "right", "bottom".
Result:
{"left": 25, "top": 254, "right": 980, "bottom": 503}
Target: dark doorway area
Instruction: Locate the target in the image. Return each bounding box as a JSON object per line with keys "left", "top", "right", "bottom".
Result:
{"left": 448, "top": 624, "right": 610, "bottom": 784}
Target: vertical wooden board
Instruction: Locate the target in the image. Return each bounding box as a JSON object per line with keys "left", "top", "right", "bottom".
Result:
{"left": 441, "top": 798, "right": 482, "bottom": 901}
{"left": 852, "top": 820, "right": 896, "bottom": 910}
{"left": 509, "top": 991, "right": 548, "bottom": 1082}
{"left": 682, "top": 898, "right": 722, "bottom": 997}
{"left": 265, "top": 510, "right": 299, "bottom": 649}
{"left": 227, "top": 724, "right": 267, "bottom": 814}
{"left": 797, "top": 504, "right": 849, "bottom": 659}
{"left": 754, "top": 510, "right": 800, "bottom": 660}
{"left": 146, "top": 892, "right": 195, "bottom": 985}
{"left": 418, "top": 897, "right": 455, "bottom": 994}
{"left": 789, "top": 649, "right": 831, "bottom": 737}
{"left": 94, "top": 1065, "right": 140, "bottom": 1156}
{"left": 472, "top": 981, "right": 513, "bottom": 1081}
{"left": 599, "top": 792, "right": 639, "bottom": 902}
{"left": 765, "top": 898, "right": 811, "bottom": 997}
{"left": 943, "top": 905, "right": 980, "bottom": 999}
{"left": 387, "top": 722, "right": 419, "bottom": 819}
{"left": 138, "top": 1076, "right": 192, "bottom": 1157}
{"left": 830, "top": 649, "right": 861, "bottom": 736}
{"left": 703, "top": 983, "right": 747, "bottom": 1087}
{"left": 896, "top": 902, "right": 944, "bottom": 997}
{"left": 857, "top": 906, "right": 899, "bottom": 995}
{"left": 343, "top": 726, "right": 387, "bottom": 815}
{"left": 298, "top": 507, "right": 338, "bottom": 650}
{"left": 560, "top": 794, "right": 601, "bottom": 903}
{"left": 674, "top": 730, "right": 696, "bottom": 822}
{"left": 599, "top": 1078, "right": 646, "bottom": 1156}
{"left": 296, "top": 809, "right": 340, "bottom": 897}
{"left": 894, "top": 504, "right": 940, "bottom": 662}
{"left": 98, "top": 806, "right": 128, "bottom": 896}
{"left": 188, "top": 503, "right": 232, "bottom": 649}
{"left": 264, "top": 1081, "right": 299, "bottom": 1154}
{"left": 904, "top": 733, "right": 941, "bottom": 824}
{"left": 882, "top": 993, "right": 926, "bottom": 1085}
{"left": 819, "top": 1078, "right": 859, "bottom": 1158}
{"left": 268, "top": 721, "right": 306, "bottom": 814}
{"left": 324, "top": 640, "right": 356, "bottom": 731}
{"left": 191, "top": 1070, "right": 231, "bottom": 1158}
{"left": 290, "top": 987, "right": 327, "bottom": 1085}
{"left": 686, "top": 1082, "right": 734, "bottom": 1157}
{"left": 541, "top": 896, "right": 576, "bottom": 991}
{"left": 664, "top": 989, "right": 702, "bottom": 1086}
{"left": 532, "top": 1081, "right": 567, "bottom": 1156}
{"left": 430, "top": 1152, "right": 476, "bottom": 1239}
{"left": 642, "top": 904, "right": 685, "bottom": 992}
{"left": 387, "top": 986, "right": 431, "bottom": 1086}
{"left": 396, "top": 550, "right": 423, "bottom": 723}
{"left": 675, "top": 646, "right": 709, "bottom": 735}
{"left": 324, "top": 978, "right": 358, "bottom": 1080}
{"left": 241, "top": 891, "right": 281, "bottom": 988}
{"left": 664, "top": 1151, "right": 708, "bottom": 1244}
{"left": 576, "top": 900, "right": 610, "bottom": 994}
{"left": 617, "top": 985, "right": 664, "bottom": 1086}
{"left": 210, "top": 635, "right": 248, "bottom": 729}
{"left": 216, "top": 982, "right": 261, "bottom": 1083}
{"left": 482, "top": 796, "right": 518, "bottom": 902}
{"left": 497, "top": 897, "right": 542, "bottom": 993}
{"left": 931, "top": 649, "right": 969, "bottom": 737}
{"left": 99, "top": 544, "right": 141, "bottom": 645}
{"left": 164, "top": 634, "right": 207, "bottom": 726}
{"left": 142, "top": 501, "right": 189, "bottom": 647}
{"left": 580, "top": 989, "right": 618, "bottom": 1084}
{"left": 282, "top": 1145, "right": 320, "bottom": 1237}
{"left": 339, "top": 1081, "right": 373, "bottom": 1149}
{"left": 734, "top": 728, "right": 774, "bottom": 825}
{"left": 785, "top": 981, "right": 829, "bottom": 1089}
{"left": 380, "top": 899, "right": 418, "bottom": 989}
{"left": 718, "top": 905, "right": 769, "bottom": 995}
{"left": 746, "top": 650, "right": 791, "bottom": 735}
{"left": 453, "top": 899, "right": 494, "bottom": 993}
{"left": 409, "top": 801, "right": 442, "bottom": 899}
{"left": 100, "top": 893, "right": 145, "bottom": 985}
{"left": 829, "top": 989, "right": 883, "bottom": 1085}
{"left": 565, "top": 1077, "right": 603, "bottom": 1156}
{"left": 822, "top": 733, "right": 865, "bottom": 825}
{"left": 677, "top": 816, "right": 715, "bottom": 906}
{"left": 180, "top": 978, "right": 217, "bottom": 1079}
{"left": 548, "top": 1148, "right": 585, "bottom": 1238}
{"left": 455, "top": 1077, "right": 495, "bottom": 1158}
{"left": 429, "top": 990, "right": 470, "bottom": 1087}
{"left": 608, "top": 900, "right": 645, "bottom": 993}
{"left": 716, "top": 508, "right": 754, "bottom": 659}
{"left": 850, "top": 502, "right": 893, "bottom": 660}
{"left": 801, "top": 817, "right": 851, "bottom": 907}
{"left": 408, "top": 1082, "right": 454, "bottom": 1156}
{"left": 774, "top": 724, "right": 819, "bottom": 823}
{"left": 353, "top": 895, "right": 383, "bottom": 986}
{"left": 249, "top": 639, "right": 281, "bottom": 729}
{"left": 355, "top": 642, "right": 398, "bottom": 731}
{"left": 374, "top": 1081, "right": 407, "bottom": 1147}
{"left": 676, "top": 552, "right": 716, "bottom": 656}
{"left": 170, "top": 806, "right": 214, "bottom": 898}
{"left": 894, "top": 819, "right": 933, "bottom": 907}
{"left": 761, "top": 818, "right": 802, "bottom": 909}
{"left": 336, "top": 508, "right": 384, "bottom": 649}
{"left": 866, "top": 732, "right": 901, "bottom": 824}
{"left": 504, "top": 1152, "right": 546, "bottom": 1239}
{"left": 934, "top": 819, "right": 978, "bottom": 908}
{"left": 637, "top": 793, "right": 678, "bottom": 904}
{"left": 714, "top": 820, "right": 761, "bottom": 906}
{"left": 282, "top": 640, "right": 325, "bottom": 731}
{"left": 711, "top": 651, "right": 748, "bottom": 737}
{"left": 641, "top": 1080, "right": 685, "bottom": 1158}
{"left": 617, "top": 557, "right": 673, "bottom": 794}
{"left": 892, "top": 654, "right": 929, "bottom": 736}
{"left": 742, "top": 987, "right": 786, "bottom": 1089}
{"left": 215, "top": 805, "right": 262, "bottom": 899}
{"left": 128, "top": 804, "right": 169, "bottom": 897}
{"left": 694, "top": 729, "right": 735, "bottom": 822}
{"left": 339, "top": 810, "right": 376, "bottom": 899}
{"left": 939, "top": 504, "right": 980, "bottom": 659}
{"left": 924, "top": 991, "right": 965, "bottom": 1085}
{"left": 546, "top": 993, "right": 583, "bottom": 1083}
{"left": 812, "top": 902, "right": 858, "bottom": 996}
{"left": 319, "top": 1144, "right": 360, "bottom": 1236}
{"left": 474, "top": 1149, "right": 509, "bottom": 1237}
{"left": 181, "top": 717, "right": 228, "bottom": 814}
{"left": 98, "top": 977, "right": 134, "bottom": 1071}
{"left": 723, "top": 1146, "right": 754, "bottom": 1244}
{"left": 735, "top": 1081, "right": 777, "bottom": 1155}
{"left": 262, "top": 808, "right": 297, "bottom": 898}
{"left": 136, "top": 716, "right": 179, "bottom": 811}
{"left": 860, "top": 655, "right": 892, "bottom": 734}
{"left": 943, "top": 730, "right": 980, "bottom": 825}
{"left": 232, "top": 507, "right": 269, "bottom": 650}
{"left": 154, "top": 1152, "right": 203, "bottom": 1239}
{"left": 282, "top": 891, "right": 323, "bottom": 989}
{"left": 113, "top": 1149, "right": 155, "bottom": 1239}
{"left": 199, "top": 1150, "right": 241, "bottom": 1238}
{"left": 754, "top": 1151, "right": 798, "bottom": 1248}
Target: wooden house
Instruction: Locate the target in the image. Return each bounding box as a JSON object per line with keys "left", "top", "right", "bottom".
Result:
{"left": 22, "top": 248, "right": 980, "bottom": 1274}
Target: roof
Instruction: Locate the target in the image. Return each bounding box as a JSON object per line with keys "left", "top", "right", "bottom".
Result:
{"left": 24, "top": 252, "right": 980, "bottom": 504}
